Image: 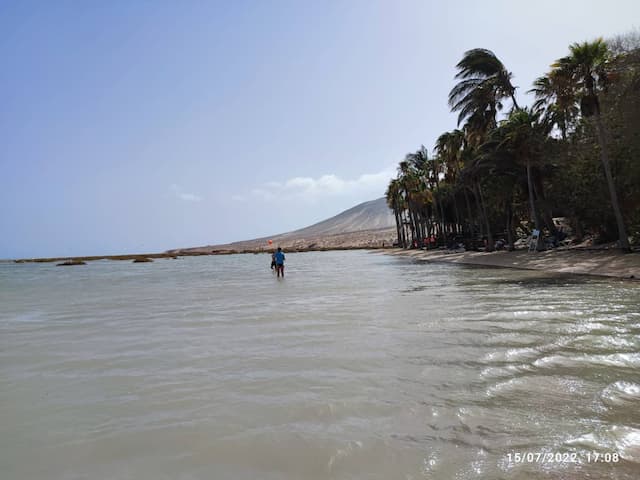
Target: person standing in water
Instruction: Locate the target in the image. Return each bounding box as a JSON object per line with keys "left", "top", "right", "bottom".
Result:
{"left": 274, "top": 247, "right": 285, "bottom": 278}
{"left": 270, "top": 251, "right": 277, "bottom": 271}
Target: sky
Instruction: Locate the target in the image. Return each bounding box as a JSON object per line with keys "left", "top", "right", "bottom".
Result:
{"left": 1, "top": 0, "right": 639, "bottom": 258}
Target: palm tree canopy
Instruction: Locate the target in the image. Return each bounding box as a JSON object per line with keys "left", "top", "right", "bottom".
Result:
{"left": 555, "top": 39, "right": 609, "bottom": 79}
{"left": 405, "top": 146, "right": 430, "bottom": 172}
{"left": 454, "top": 48, "right": 510, "bottom": 79}
{"left": 494, "top": 108, "right": 547, "bottom": 157}
{"left": 435, "top": 130, "right": 464, "bottom": 158}
{"left": 449, "top": 48, "right": 519, "bottom": 127}
{"left": 529, "top": 71, "right": 578, "bottom": 137}
{"left": 529, "top": 75, "right": 554, "bottom": 112}
{"left": 385, "top": 179, "right": 401, "bottom": 209}
{"left": 551, "top": 38, "right": 611, "bottom": 116}
{"left": 435, "top": 130, "right": 465, "bottom": 182}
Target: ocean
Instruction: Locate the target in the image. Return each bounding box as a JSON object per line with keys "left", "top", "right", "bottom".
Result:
{"left": 1, "top": 250, "right": 639, "bottom": 479}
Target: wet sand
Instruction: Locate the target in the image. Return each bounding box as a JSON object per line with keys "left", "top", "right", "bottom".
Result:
{"left": 384, "top": 248, "right": 640, "bottom": 280}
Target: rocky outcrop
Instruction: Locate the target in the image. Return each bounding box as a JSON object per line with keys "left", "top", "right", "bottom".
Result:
{"left": 56, "top": 260, "right": 87, "bottom": 266}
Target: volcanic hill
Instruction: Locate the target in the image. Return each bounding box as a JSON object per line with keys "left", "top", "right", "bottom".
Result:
{"left": 168, "top": 197, "right": 397, "bottom": 254}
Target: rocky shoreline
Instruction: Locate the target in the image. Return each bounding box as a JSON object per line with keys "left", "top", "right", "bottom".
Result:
{"left": 12, "top": 253, "right": 180, "bottom": 264}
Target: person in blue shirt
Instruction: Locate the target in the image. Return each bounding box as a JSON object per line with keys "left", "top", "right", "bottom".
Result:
{"left": 274, "top": 247, "right": 285, "bottom": 278}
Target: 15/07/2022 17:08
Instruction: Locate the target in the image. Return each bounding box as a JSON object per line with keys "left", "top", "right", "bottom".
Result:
{"left": 506, "top": 451, "right": 620, "bottom": 463}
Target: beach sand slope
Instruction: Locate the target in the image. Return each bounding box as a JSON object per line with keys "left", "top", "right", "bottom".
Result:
{"left": 384, "top": 248, "right": 640, "bottom": 280}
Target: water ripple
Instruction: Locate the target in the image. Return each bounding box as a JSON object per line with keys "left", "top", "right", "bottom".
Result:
{"left": 2, "top": 251, "right": 640, "bottom": 479}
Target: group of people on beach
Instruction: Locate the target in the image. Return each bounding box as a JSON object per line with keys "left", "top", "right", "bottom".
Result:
{"left": 270, "top": 247, "right": 285, "bottom": 278}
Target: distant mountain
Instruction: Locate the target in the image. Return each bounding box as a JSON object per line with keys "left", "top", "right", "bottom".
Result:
{"left": 278, "top": 197, "right": 395, "bottom": 238}
{"left": 169, "top": 197, "right": 397, "bottom": 253}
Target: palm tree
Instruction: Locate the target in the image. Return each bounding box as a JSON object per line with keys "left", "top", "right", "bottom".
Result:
{"left": 552, "top": 39, "right": 630, "bottom": 250}
{"left": 434, "top": 130, "right": 466, "bottom": 234}
{"left": 449, "top": 48, "right": 520, "bottom": 129}
{"left": 529, "top": 70, "right": 578, "bottom": 140}
{"left": 460, "top": 150, "right": 495, "bottom": 252}
{"left": 474, "top": 137, "right": 522, "bottom": 250}
{"left": 435, "top": 130, "right": 465, "bottom": 183}
{"left": 497, "top": 108, "right": 544, "bottom": 234}
{"left": 385, "top": 179, "right": 403, "bottom": 247}
{"left": 406, "top": 145, "right": 430, "bottom": 173}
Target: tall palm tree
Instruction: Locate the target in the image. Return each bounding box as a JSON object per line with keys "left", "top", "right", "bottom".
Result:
{"left": 385, "top": 179, "right": 403, "bottom": 247}
{"left": 449, "top": 48, "right": 520, "bottom": 128}
{"left": 475, "top": 135, "right": 522, "bottom": 250}
{"left": 435, "top": 130, "right": 466, "bottom": 234}
{"left": 435, "top": 130, "right": 465, "bottom": 183}
{"left": 394, "top": 160, "right": 419, "bottom": 247}
{"left": 552, "top": 39, "right": 630, "bottom": 250}
{"left": 495, "top": 109, "right": 545, "bottom": 236}
{"left": 460, "top": 150, "right": 495, "bottom": 251}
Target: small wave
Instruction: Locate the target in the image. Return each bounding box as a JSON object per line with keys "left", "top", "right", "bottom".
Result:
{"left": 600, "top": 381, "right": 640, "bottom": 408}
{"left": 485, "top": 377, "right": 525, "bottom": 397}
{"left": 533, "top": 353, "right": 640, "bottom": 370}
{"left": 480, "top": 364, "right": 535, "bottom": 379}
{"left": 5, "top": 310, "right": 48, "bottom": 323}
{"left": 482, "top": 347, "right": 540, "bottom": 363}
{"left": 327, "top": 440, "right": 364, "bottom": 471}
{"left": 568, "top": 334, "right": 638, "bottom": 352}
{"left": 485, "top": 376, "right": 588, "bottom": 401}
{"left": 566, "top": 426, "right": 640, "bottom": 463}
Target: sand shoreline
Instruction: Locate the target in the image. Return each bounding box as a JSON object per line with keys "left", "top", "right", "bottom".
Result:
{"left": 382, "top": 247, "right": 640, "bottom": 280}
{"left": 9, "top": 246, "right": 378, "bottom": 264}
{"left": 9, "top": 246, "right": 640, "bottom": 281}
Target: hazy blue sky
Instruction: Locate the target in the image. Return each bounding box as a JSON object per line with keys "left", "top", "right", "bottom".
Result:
{"left": 1, "top": 1, "right": 638, "bottom": 258}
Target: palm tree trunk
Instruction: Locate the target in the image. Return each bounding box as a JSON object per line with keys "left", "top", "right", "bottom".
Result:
{"left": 511, "top": 94, "right": 520, "bottom": 110}
{"left": 506, "top": 200, "right": 514, "bottom": 250}
{"left": 471, "top": 184, "right": 484, "bottom": 241}
{"left": 594, "top": 114, "right": 630, "bottom": 251}
{"left": 423, "top": 212, "right": 429, "bottom": 243}
{"left": 526, "top": 158, "right": 541, "bottom": 232}
{"left": 432, "top": 197, "right": 440, "bottom": 238}
{"left": 452, "top": 193, "right": 461, "bottom": 235}
{"left": 436, "top": 197, "right": 446, "bottom": 240}
{"left": 463, "top": 186, "right": 474, "bottom": 237}
{"left": 418, "top": 212, "right": 427, "bottom": 245}
{"left": 476, "top": 183, "right": 494, "bottom": 252}
{"left": 404, "top": 211, "right": 409, "bottom": 248}
{"left": 394, "top": 209, "right": 402, "bottom": 247}
{"left": 532, "top": 174, "right": 558, "bottom": 236}
{"left": 408, "top": 207, "right": 418, "bottom": 247}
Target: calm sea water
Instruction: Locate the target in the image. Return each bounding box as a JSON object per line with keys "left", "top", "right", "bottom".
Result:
{"left": 1, "top": 250, "right": 639, "bottom": 479}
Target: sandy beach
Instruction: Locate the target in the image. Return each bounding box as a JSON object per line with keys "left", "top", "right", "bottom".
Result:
{"left": 384, "top": 247, "right": 640, "bottom": 280}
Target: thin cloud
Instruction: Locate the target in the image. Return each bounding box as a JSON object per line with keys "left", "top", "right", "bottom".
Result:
{"left": 250, "top": 188, "right": 276, "bottom": 201}
{"left": 247, "top": 166, "right": 396, "bottom": 202}
{"left": 178, "top": 193, "right": 202, "bottom": 202}
{"left": 170, "top": 184, "right": 202, "bottom": 202}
